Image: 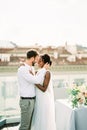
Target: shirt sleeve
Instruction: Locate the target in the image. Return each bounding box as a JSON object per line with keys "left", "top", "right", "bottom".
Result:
{"left": 18, "top": 67, "right": 46, "bottom": 84}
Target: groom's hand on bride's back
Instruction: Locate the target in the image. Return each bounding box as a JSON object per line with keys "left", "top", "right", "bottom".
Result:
{"left": 43, "top": 62, "right": 50, "bottom": 70}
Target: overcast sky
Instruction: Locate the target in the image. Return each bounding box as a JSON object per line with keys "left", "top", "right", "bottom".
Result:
{"left": 0, "top": 0, "right": 87, "bottom": 47}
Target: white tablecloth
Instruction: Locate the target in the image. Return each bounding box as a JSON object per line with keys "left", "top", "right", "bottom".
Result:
{"left": 55, "top": 99, "right": 87, "bottom": 130}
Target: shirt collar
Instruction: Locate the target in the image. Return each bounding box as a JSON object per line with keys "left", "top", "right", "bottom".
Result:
{"left": 24, "top": 62, "right": 31, "bottom": 69}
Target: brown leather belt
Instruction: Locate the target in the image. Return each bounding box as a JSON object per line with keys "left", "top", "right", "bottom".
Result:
{"left": 21, "top": 96, "right": 36, "bottom": 99}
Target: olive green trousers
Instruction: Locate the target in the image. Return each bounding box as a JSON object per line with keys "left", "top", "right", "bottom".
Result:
{"left": 19, "top": 98, "right": 35, "bottom": 130}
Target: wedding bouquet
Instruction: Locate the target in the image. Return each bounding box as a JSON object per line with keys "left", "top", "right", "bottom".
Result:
{"left": 68, "top": 83, "right": 87, "bottom": 108}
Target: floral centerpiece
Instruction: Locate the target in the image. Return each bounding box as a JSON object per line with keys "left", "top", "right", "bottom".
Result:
{"left": 68, "top": 83, "right": 87, "bottom": 108}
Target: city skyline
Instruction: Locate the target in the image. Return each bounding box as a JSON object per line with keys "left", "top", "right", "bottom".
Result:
{"left": 0, "top": 40, "right": 87, "bottom": 48}
{"left": 0, "top": 0, "right": 87, "bottom": 47}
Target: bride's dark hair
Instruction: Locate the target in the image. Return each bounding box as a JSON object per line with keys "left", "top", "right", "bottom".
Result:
{"left": 41, "top": 54, "right": 52, "bottom": 66}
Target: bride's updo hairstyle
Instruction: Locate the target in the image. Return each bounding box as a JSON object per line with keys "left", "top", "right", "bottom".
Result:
{"left": 41, "top": 54, "right": 52, "bottom": 66}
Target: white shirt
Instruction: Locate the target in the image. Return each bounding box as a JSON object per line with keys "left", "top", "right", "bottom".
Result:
{"left": 17, "top": 63, "right": 46, "bottom": 97}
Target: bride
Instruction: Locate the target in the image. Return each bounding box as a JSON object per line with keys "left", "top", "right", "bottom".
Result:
{"left": 31, "top": 54, "right": 56, "bottom": 130}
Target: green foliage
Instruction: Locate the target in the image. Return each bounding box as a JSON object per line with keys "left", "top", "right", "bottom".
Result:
{"left": 68, "top": 84, "right": 87, "bottom": 108}
{"left": 71, "top": 89, "right": 80, "bottom": 96}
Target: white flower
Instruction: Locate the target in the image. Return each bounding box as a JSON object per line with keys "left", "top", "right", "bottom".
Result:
{"left": 68, "top": 83, "right": 87, "bottom": 108}
{"left": 79, "top": 85, "right": 86, "bottom": 93}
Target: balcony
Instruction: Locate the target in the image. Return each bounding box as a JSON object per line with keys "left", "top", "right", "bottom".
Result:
{"left": 0, "top": 69, "right": 87, "bottom": 129}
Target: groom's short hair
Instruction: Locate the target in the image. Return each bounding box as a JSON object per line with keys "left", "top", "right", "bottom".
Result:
{"left": 27, "top": 50, "right": 38, "bottom": 59}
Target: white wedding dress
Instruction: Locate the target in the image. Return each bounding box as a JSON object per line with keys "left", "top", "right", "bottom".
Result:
{"left": 31, "top": 68, "right": 56, "bottom": 130}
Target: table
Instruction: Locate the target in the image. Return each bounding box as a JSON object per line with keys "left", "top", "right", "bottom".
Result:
{"left": 55, "top": 99, "right": 87, "bottom": 130}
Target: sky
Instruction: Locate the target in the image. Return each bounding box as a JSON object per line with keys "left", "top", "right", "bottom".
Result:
{"left": 0, "top": 0, "right": 87, "bottom": 47}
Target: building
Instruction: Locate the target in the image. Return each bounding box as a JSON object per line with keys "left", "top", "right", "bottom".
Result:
{"left": 0, "top": 41, "right": 87, "bottom": 65}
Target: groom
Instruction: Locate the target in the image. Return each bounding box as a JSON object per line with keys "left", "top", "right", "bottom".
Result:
{"left": 17, "top": 50, "right": 47, "bottom": 130}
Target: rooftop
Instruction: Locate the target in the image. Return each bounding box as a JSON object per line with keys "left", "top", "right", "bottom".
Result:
{"left": 0, "top": 41, "right": 17, "bottom": 48}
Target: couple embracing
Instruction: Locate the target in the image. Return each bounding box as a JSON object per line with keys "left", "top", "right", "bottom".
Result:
{"left": 17, "top": 50, "right": 56, "bottom": 130}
